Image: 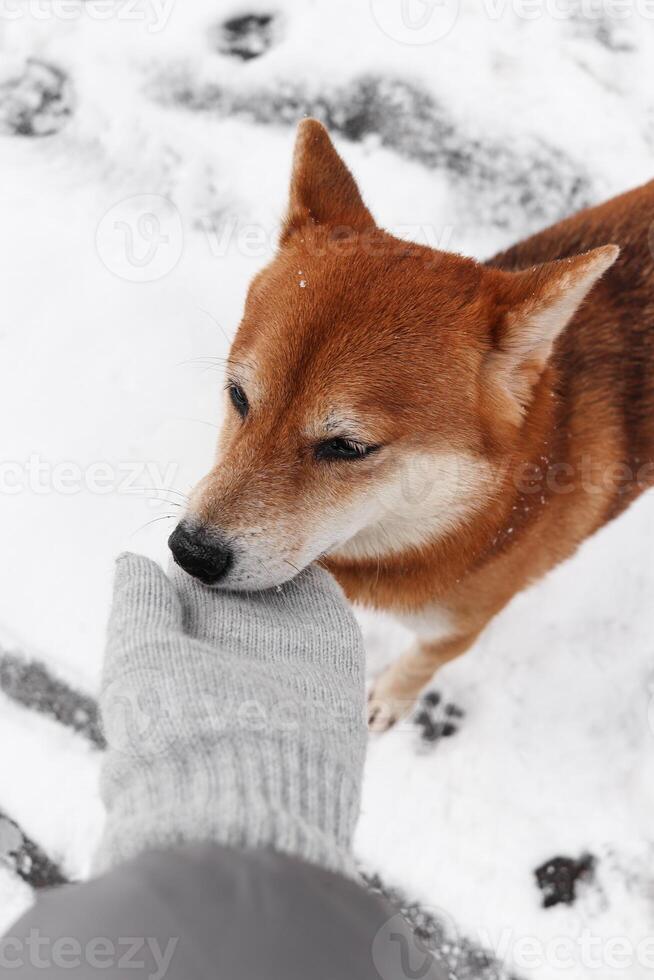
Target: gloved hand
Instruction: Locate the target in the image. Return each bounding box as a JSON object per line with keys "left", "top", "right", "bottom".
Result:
{"left": 95, "top": 553, "right": 366, "bottom": 878}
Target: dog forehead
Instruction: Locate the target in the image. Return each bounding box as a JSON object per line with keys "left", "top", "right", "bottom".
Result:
{"left": 231, "top": 242, "right": 487, "bottom": 419}
{"left": 247, "top": 241, "right": 485, "bottom": 345}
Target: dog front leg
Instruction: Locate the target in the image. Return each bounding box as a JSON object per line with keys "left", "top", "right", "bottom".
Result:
{"left": 368, "top": 631, "right": 480, "bottom": 731}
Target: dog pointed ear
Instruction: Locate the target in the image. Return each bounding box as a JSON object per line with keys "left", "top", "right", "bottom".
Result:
{"left": 280, "top": 118, "right": 375, "bottom": 244}
{"left": 487, "top": 244, "right": 619, "bottom": 420}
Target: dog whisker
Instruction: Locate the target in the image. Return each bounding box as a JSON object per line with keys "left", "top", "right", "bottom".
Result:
{"left": 129, "top": 514, "right": 177, "bottom": 537}
{"left": 176, "top": 416, "right": 220, "bottom": 430}
{"left": 124, "top": 487, "right": 190, "bottom": 503}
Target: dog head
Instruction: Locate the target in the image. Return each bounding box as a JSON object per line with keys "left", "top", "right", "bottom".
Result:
{"left": 170, "top": 120, "right": 618, "bottom": 589}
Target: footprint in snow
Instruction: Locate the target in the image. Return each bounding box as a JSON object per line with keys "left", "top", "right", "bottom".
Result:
{"left": 213, "top": 13, "right": 279, "bottom": 61}
{"left": 0, "top": 58, "right": 73, "bottom": 137}
{"left": 415, "top": 689, "right": 465, "bottom": 745}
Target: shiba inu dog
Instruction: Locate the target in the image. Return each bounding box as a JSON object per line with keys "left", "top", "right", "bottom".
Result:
{"left": 170, "top": 119, "right": 653, "bottom": 728}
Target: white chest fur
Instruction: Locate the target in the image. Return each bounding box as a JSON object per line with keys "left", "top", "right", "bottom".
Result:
{"left": 395, "top": 604, "right": 456, "bottom": 644}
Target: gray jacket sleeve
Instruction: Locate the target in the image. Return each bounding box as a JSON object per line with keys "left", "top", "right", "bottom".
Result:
{"left": 3, "top": 844, "right": 446, "bottom": 980}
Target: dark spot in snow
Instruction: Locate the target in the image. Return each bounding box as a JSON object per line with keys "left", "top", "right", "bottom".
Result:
{"left": 157, "top": 71, "right": 594, "bottom": 234}
{"left": 0, "top": 58, "right": 73, "bottom": 137}
{"left": 569, "top": 12, "right": 635, "bottom": 53}
{"left": 0, "top": 811, "right": 68, "bottom": 889}
{"left": 213, "top": 13, "right": 278, "bottom": 61}
{"left": 0, "top": 649, "right": 105, "bottom": 748}
{"left": 534, "top": 853, "right": 595, "bottom": 908}
{"left": 593, "top": 21, "right": 634, "bottom": 52}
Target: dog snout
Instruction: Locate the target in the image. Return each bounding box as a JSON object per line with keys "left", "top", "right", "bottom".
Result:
{"left": 168, "top": 521, "right": 233, "bottom": 585}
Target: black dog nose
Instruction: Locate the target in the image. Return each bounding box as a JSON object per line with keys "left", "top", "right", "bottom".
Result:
{"left": 168, "top": 522, "right": 232, "bottom": 585}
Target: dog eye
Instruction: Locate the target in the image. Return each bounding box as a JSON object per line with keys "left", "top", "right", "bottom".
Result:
{"left": 314, "top": 437, "right": 379, "bottom": 462}
{"left": 228, "top": 382, "right": 249, "bottom": 418}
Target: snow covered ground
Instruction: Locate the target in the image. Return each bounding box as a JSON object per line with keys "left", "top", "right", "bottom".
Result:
{"left": 1, "top": 2, "right": 654, "bottom": 976}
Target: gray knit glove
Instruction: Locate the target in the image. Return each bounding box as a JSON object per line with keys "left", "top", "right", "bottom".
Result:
{"left": 95, "top": 553, "right": 366, "bottom": 879}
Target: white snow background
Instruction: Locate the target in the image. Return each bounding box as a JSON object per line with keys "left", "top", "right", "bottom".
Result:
{"left": 1, "top": 2, "right": 654, "bottom": 977}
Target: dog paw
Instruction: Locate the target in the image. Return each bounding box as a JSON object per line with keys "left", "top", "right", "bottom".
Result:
{"left": 414, "top": 689, "right": 465, "bottom": 744}
{"left": 367, "top": 667, "right": 424, "bottom": 733}
{"left": 367, "top": 692, "right": 402, "bottom": 733}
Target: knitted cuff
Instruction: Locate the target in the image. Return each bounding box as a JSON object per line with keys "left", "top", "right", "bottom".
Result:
{"left": 95, "top": 735, "right": 362, "bottom": 879}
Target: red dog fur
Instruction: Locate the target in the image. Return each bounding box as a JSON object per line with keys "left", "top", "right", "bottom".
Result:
{"left": 186, "top": 120, "right": 654, "bottom": 728}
